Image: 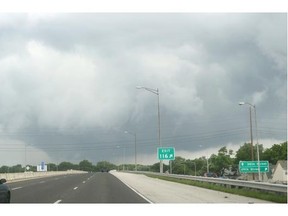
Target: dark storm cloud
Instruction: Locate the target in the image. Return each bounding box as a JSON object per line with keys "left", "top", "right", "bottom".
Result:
{"left": 0, "top": 13, "right": 286, "bottom": 165}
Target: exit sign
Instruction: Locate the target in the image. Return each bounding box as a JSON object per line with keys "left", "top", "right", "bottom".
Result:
{"left": 157, "top": 147, "right": 175, "bottom": 160}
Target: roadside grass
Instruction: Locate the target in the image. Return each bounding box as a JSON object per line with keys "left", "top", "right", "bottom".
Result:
{"left": 145, "top": 174, "right": 287, "bottom": 203}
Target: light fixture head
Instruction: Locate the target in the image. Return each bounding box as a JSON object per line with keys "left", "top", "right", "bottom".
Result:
{"left": 239, "top": 102, "right": 245, "bottom": 105}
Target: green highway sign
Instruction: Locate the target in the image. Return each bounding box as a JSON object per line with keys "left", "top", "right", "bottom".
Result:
{"left": 239, "top": 161, "right": 269, "bottom": 173}
{"left": 157, "top": 147, "right": 175, "bottom": 160}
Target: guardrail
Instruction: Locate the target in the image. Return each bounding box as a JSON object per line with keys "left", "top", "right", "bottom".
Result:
{"left": 130, "top": 171, "right": 288, "bottom": 194}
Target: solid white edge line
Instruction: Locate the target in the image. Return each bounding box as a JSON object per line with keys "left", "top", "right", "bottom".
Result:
{"left": 125, "top": 182, "right": 153, "bottom": 203}
{"left": 116, "top": 180, "right": 153, "bottom": 204}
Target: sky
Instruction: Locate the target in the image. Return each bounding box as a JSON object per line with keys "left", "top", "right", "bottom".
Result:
{"left": 0, "top": 5, "right": 287, "bottom": 167}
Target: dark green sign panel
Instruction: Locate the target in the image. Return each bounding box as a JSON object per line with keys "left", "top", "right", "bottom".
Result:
{"left": 239, "top": 161, "right": 269, "bottom": 173}
{"left": 157, "top": 147, "right": 175, "bottom": 160}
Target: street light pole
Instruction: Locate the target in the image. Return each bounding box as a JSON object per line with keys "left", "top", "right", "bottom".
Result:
{"left": 191, "top": 162, "right": 197, "bottom": 176}
{"left": 249, "top": 106, "right": 254, "bottom": 161}
{"left": 24, "top": 143, "right": 34, "bottom": 174}
{"left": 24, "top": 143, "right": 32, "bottom": 172}
{"left": 116, "top": 145, "right": 124, "bottom": 171}
{"left": 125, "top": 131, "right": 137, "bottom": 171}
{"left": 24, "top": 143, "right": 27, "bottom": 176}
{"left": 136, "top": 86, "right": 163, "bottom": 173}
{"left": 239, "top": 102, "right": 260, "bottom": 181}
{"left": 254, "top": 105, "right": 261, "bottom": 181}
{"left": 123, "top": 144, "right": 126, "bottom": 171}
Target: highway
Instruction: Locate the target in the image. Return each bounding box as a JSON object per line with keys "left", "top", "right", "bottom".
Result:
{"left": 6, "top": 171, "right": 273, "bottom": 204}
{"left": 7, "top": 172, "right": 149, "bottom": 203}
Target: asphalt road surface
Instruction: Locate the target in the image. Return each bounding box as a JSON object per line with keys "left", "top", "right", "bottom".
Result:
{"left": 6, "top": 171, "right": 274, "bottom": 204}
{"left": 7, "top": 172, "right": 149, "bottom": 203}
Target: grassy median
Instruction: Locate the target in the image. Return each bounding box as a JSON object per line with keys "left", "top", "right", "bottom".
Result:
{"left": 145, "top": 174, "right": 287, "bottom": 203}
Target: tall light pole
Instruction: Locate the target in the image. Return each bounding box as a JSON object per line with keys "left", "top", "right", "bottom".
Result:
{"left": 25, "top": 143, "right": 27, "bottom": 171}
{"left": 239, "top": 102, "right": 260, "bottom": 181}
{"left": 191, "top": 162, "right": 197, "bottom": 176}
{"left": 24, "top": 143, "right": 32, "bottom": 172}
{"left": 125, "top": 130, "right": 137, "bottom": 171}
{"left": 207, "top": 158, "right": 209, "bottom": 174}
{"left": 117, "top": 145, "right": 126, "bottom": 171}
{"left": 136, "top": 86, "right": 163, "bottom": 173}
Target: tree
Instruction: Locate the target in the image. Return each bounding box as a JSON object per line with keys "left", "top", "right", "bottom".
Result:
{"left": 235, "top": 143, "right": 254, "bottom": 164}
{"left": 58, "top": 161, "right": 77, "bottom": 171}
{"left": 27, "top": 165, "right": 37, "bottom": 172}
{"left": 186, "top": 159, "right": 198, "bottom": 176}
{"left": 171, "top": 156, "right": 187, "bottom": 174}
{"left": 136, "top": 164, "right": 151, "bottom": 171}
{"left": 0, "top": 165, "right": 23, "bottom": 173}
{"left": 149, "top": 162, "right": 160, "bottom": 172}
{"left": 150, "top": 162, "right": 169, "bottom": 173}
{"left": 209, "top": 147, "right": 235, "bottom": 176}
{"left": 94, "top": 161, "right": 118, "bottom": 172}
{"left": 235, "top": 142, "right": 265, "bottom": 165}
{"left": 9, "top": 164, "right": 24, "bottom": 173}
{"left": 47, "top": 163, "right": 58, "bottom": 171}
{"left": 79, "top": 160, "right": 93, "bottom": 172}
{"left": 262, "top": 141, "right": 287, "bottom": 164}
{"left": 192, "top": 156, "right": 208, "bottom": 176}
{"left": 0, "top": 166, "right": 10, "bottom": 173}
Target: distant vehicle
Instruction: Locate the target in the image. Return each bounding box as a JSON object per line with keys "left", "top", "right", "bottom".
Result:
{"left": 0, "top": 179, "right": 10, "bottom": 203}
{"left": 204, "top": 172, "right": 218, "bottom": 178}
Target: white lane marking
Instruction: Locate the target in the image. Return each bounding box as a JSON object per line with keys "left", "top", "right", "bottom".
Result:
{"left": 82, "top": 181, "right": 86, "bottom": 184}
{"left": 12, "top": 187, "right": 22, "bottom": 191}
{"left": 118, "top": 181, "right": 153, "bottom": 203}
{"left": 54, "top": 200, "right": 62, "bottom": 204}
{"left": 73, "top": 187, "right": 78, "bottom": 190}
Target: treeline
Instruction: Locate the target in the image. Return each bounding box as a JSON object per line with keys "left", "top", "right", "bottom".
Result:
{"left": 0, "top": 160, "right": 118, "bottom": 173}
{"left": 165, "top": 141, "right": 287, "bottom": 176}
{"left": 0, "top": 141, "right": 286, "bottom": 176}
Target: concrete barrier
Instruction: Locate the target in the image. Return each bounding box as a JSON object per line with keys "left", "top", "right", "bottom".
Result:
{"left": 0, "top": 170, "right": 88, "bottom": 182}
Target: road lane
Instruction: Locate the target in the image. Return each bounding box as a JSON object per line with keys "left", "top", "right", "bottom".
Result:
{"left": 7, "top": 170, "right": 273, "bottom": 204}
{"left": 9, "top": 173, "right": 93, "bottom": 203}
{"left": 7, "top": 172, "right": 149, "bottom": 203}
{"left": 60, "top": 172, "right": 148, "bottom": 203}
